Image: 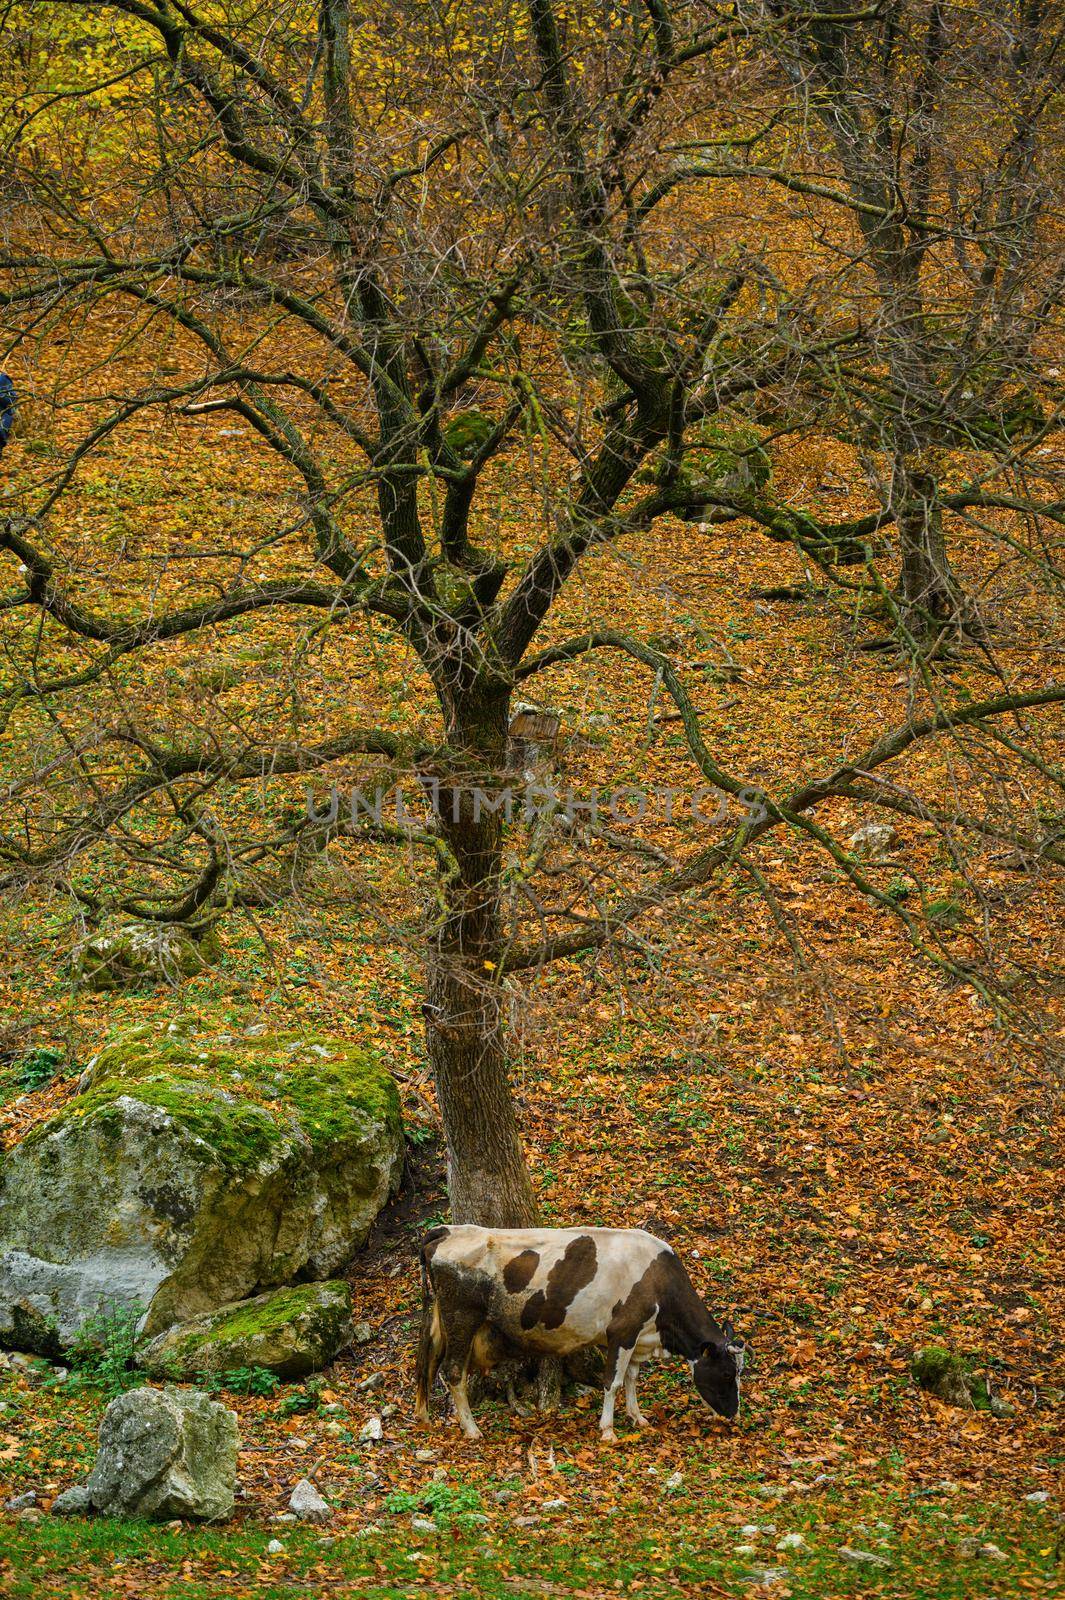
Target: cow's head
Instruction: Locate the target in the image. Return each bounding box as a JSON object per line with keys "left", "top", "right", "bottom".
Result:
{"left": 691, "top": 1321, "right": 745, "bottom": 1419}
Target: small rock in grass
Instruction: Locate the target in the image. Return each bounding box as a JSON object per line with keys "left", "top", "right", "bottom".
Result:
{"left": 380, "top": 1403, "right": 397, "bottom": 1419}
{"left": 734, "top": 1544, "right": 757, "bottom": 1556}
{"left": 542, "top": 1498, "right": 566, "bottom": 1511}
{"left": 839, "top": 1546, "right": 892, "bottom": 1569}
{"left": 743, "top": 1565, "right": 788, "bottom": 1586}
{"left": 980, "top": 1543, "right": 1008, "bottom": 1561}
{"left": 411, "top": 1515, "right": 436, "bottom": 1535}
{"left": 414, "top": 1449, "right": 435, "bottom": 1463}
{"left": 514, "top": 1514, "right": 541, "bottom": 1527}
{"left": 51, "top": 1485, "right": 93, "bottom": 1517}
{"left": 359, "top": 1416, "right": 383, "bottom": 1443}
{"left": 289, "top": 1478, "right": 331, "bottom": 1523}
{"left": 493, "top": 1489, "right": 515, "bottom": 1504}
{"left": 1025, "top": 1491, "right": 1050, "bottom": 1505}
{"left": 271, "top": 1512, "right": 297, "bottom": 1525}
{"left": 5, "top": 1491, "right": 36, "bottom": 1511}
{"left": 356, "top": 1372, "right": 384, "bottom": 1393}
{"left": 266, "top": 1539, "right": 284, "bottom": 1556}
{"left": 352, "top": 1322, "right": 374, "bottom": 1344}
{"left": 17, "top": 1508, "right": 42, "bottom": 1526}
{"left": 777, "top": 1533, "right": 806, "bottom": 1551}
{"left": 664, "top": 1471, "right": 684, "bottom": 1492}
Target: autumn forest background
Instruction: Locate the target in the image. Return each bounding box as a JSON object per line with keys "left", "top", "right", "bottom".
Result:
{"left": 0, "top": 0, "right": 1061, "bottom": 1595}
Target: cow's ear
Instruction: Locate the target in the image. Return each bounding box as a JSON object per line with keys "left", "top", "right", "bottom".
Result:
{"left": 722, "top": 1319, "right": 736, "bottom": 1343}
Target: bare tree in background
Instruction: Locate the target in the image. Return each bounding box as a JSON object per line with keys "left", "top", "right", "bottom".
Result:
{"left": 738, "top": 0, "right": 1065, "bottom": 639}
{"left": 1, "top": 0, "right": 1062, "bottom": 1223}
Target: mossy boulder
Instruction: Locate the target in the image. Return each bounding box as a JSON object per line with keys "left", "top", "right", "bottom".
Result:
{"left": 0, "top": 1025, "right": 403, "bottom": 1353}
{"left": 70, "top": 921, "right": 221, "bottom": 991}
{"left": 138, "top": 1281, "right": 353, "bottom": 1380}
{"left": 912, "top": 1345, "right": 975, "bottom": 1408}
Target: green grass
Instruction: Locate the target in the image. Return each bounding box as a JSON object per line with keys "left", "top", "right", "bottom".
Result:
{"left": 0, "top": 1475, "right": 1057, "bottom": 1598}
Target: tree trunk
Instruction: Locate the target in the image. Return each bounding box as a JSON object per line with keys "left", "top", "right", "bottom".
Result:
{"left": 423, "top": 684, "right": 539, "bottom": 1228}
{"left": 893, "top": 454, "right": 969, "bottom": 638}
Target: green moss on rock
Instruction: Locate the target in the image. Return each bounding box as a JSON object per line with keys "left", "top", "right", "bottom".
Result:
{"left": 34, "top": 1076, "right": 285, "bottom": 1175}
{"left": 912, "top": 1345, "right": 975, "bottom": 1408}
{"left": 1, "top": 1024, "right": 403, "bottom": 1351}
{"left": 77, "top": 1028, "right": 401, "bottom": 1170}
{"left": 139, "top": 1280, "right": 354, "bottom": 1380}
{"left": 70, "top": 921, "right": 221, "bottom": 991}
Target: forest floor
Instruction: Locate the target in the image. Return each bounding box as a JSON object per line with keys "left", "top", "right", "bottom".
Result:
{"left": 0, "top": 235, "right": 1062, "bottom": 1596}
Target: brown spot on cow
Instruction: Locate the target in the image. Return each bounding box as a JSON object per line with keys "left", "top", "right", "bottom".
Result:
{"left": 502, "top": 1249, "right": 540, "bottom": 1294}
{"left": 520, "top": 1235, "right": 598, "bottom": 1331}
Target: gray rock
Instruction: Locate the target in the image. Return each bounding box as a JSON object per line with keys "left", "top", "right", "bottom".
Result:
{"left": 138, "top": 1281, "right": 353, "bottom": 1380}
{"left": 5, "top": 1490, "right": 36, "bottom": 1511}
{"left": 743, "top": 1566, "right": 789, "bottom": 1586}
{"left": 289, "top": 1478, "right": 331, "bottom": 1523}
{"left": 839, "top": 1546, "right": 892, "bottom": 1569}
{"left": 83, "top": 1387, "right": 238, "bottom": 1521}
{"left": 51, "top": 1484, "right": 93, "bottom": 1516}
{"left": 1025, "top": 1491, "right": 1050, "bottom": 1505}
{"left": 70, "top": 921, "right": 221, "bottom": 992}
{"left": 17, "top": 1507, "right": 42, "bottom": 1525}
{"left": 848, "top": 822, "right": 900, "bottom": 856}
{"left": 266, "top": 1539, "right": 285, "bottom": 1556}
{"left": 359, "top": 1416, "right": 383, "bottom": 1443}
{"left": 0, "top": 1025, "right": 402, "bottom": 1352}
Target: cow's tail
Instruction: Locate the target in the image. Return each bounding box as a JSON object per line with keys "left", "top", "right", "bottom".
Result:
{"left": 414, "top": 1226, "right": 448, "bottom": 1423}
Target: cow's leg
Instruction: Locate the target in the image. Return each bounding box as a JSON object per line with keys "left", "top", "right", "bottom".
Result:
{"left": 600, "top": 1343, "right": 634, "bottom": 1442}
{"left": 623, "top": 1360, "right": 649, "bottom": 1428}
{"left": 505, "top": 1375, "right": 530, "bottom": 1416}
{"left": 415, "top": 1301, "right": 445, "bottom": 1424}
{"left": 443, "top": 1316, "right": 484, "bottom": 1440}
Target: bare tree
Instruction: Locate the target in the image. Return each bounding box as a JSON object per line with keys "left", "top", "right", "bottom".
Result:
{"left": 1, "top": 0, "right": 1062, "bottom": 1225}
{"left": 733, "top": 0, "right": 1065, "bottom": 638}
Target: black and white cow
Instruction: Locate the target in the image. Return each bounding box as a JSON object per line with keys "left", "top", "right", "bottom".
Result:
{"left": 415, "top": 1225, "right": 744, "bottom": 1440}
